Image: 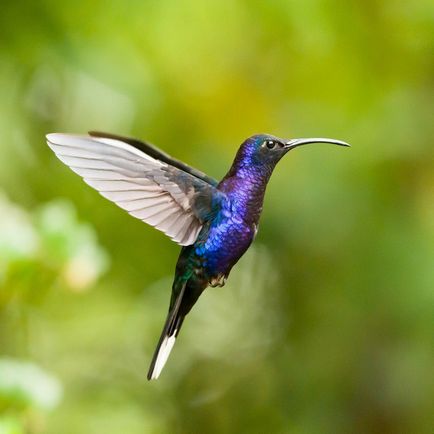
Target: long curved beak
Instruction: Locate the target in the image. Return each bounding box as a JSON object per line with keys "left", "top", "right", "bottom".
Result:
{"left": 285, "top": 138, "right": 350, "bottom": 150}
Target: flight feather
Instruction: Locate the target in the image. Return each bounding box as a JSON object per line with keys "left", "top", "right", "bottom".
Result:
{"left": 46, "top": 133, "right": 222, "bottom": 246}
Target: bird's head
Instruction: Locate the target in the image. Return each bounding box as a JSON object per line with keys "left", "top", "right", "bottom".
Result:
{"left": 237, "top": 134, "right": 350, "bottom": 168}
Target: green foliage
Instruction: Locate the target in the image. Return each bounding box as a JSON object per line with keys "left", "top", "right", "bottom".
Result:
{"left": 0, "top": 1, "right": 433, "bottom": 433}
{"left": 0, "top": 196, "right": 108, "bottom": 307}
{"left": 0, "top": 358, "right": 62, "bottom": 411}
{"left": 0, "top": 357, "right": 62, "bottom": 433}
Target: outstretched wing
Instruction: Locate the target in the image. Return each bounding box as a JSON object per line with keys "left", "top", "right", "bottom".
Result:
{"left": 46, "top": 133, "right": 223, "bottom": 246}
{"left": 89, "top": 131, "right": 219, "bottom": 187}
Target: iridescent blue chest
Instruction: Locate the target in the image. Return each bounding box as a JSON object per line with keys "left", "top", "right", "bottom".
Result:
{"left": 194, "top": 208, "right": 256, "bottom": 277}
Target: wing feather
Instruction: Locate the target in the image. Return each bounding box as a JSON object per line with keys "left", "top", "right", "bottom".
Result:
{"left": 165, "top": 211, "right": 188, "bottom": 238}
{"left": 89, "top": 131, "right": 219, "bottom": 187}
{"left": 47, "top": 133, "right": 223, "bottom": 245}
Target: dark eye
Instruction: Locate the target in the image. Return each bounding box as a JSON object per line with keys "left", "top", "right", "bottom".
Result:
{"left": 265, "top": 140, "right": 275, "bottom": 149}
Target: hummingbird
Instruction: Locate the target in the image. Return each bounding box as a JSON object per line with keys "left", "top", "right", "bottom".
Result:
{"left": 46, "top": 131, "right": 349, "bottom": 380}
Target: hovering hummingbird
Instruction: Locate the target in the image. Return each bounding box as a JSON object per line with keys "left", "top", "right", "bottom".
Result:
{"left": 46, "top": 131, "right": 349, "bottom": 380}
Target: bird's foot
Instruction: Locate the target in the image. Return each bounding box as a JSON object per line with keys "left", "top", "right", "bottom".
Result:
{"left": 209, "top": 274, "right": 227, "bottom": 288}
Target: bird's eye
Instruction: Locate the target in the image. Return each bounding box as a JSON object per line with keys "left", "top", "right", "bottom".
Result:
{"left": 265, "top": 140, "right": 275, "bottom": 149}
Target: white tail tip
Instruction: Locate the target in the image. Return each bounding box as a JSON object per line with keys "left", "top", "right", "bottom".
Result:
{"left": 149, "top": 334, "right": 177, "bottom": 380}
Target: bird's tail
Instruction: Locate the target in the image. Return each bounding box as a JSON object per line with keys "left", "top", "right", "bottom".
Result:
{"left": 147, "top": 281, "right": 187, "bottom": 380}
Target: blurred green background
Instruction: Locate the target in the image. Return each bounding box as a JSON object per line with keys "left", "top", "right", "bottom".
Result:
{"left": 0, "top": 1, "right": 433, "bottom": 433}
